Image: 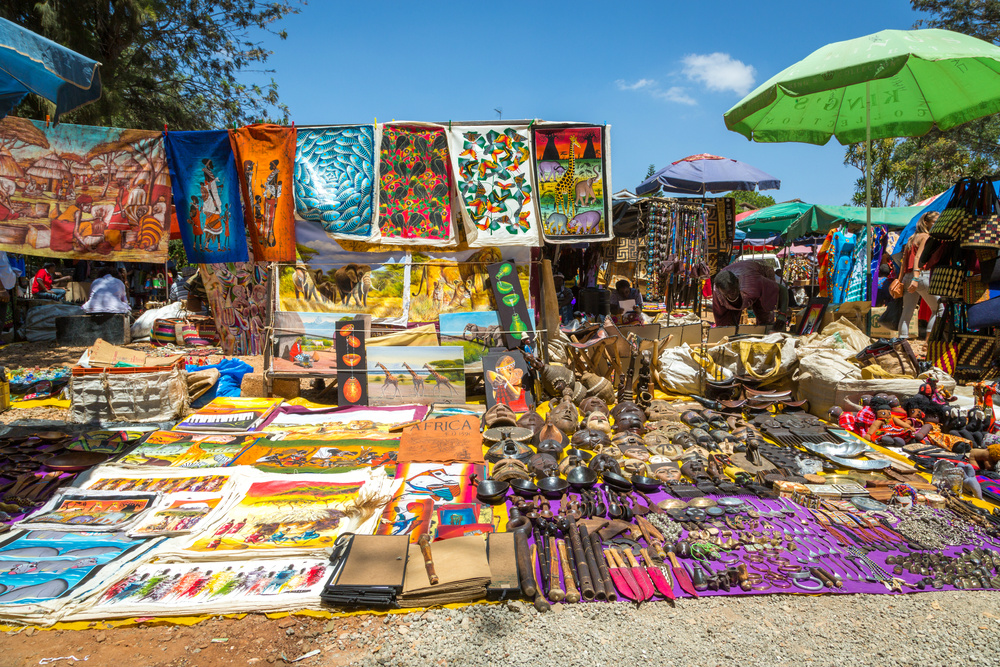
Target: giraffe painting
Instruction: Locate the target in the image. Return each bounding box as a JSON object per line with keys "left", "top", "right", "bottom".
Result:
{"left": 552, "top": 136, "right": 578, "bottom": 220}
{"left": 402, "top": 363, "right": 424, "bottom": 396}
{"left": 532, "top": 125, "right": 611, "bottom": 243}
{"left": 375, "top": 362, "right": 401, "bottom": 398}
{"left": 424, "top": 363, "right": 458, "bottom": 396}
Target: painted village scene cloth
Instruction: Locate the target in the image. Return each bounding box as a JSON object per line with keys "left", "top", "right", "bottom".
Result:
{"left": 0, "top": 117, "right": 171, "bottom": 261}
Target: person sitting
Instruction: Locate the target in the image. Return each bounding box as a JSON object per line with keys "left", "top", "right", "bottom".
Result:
{"left": 712, "top": 260, "right": 789, "bottom": 329}
{"left": 81, "top": 267, "right": 131, "bottom": 314}
{"left": 31, "top": 262, "right": 70, "bottom": 301}
{"left": 610, "top": 279, "right": 643, "bottom": 312}
{"left": 169, "top": 271, "right": 189, "bottom": 303}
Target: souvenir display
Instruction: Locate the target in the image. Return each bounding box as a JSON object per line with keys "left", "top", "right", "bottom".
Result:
{"left": 366, "top": 346, "right": 465, "bottom": 407}
{"left": 18, "top": 491, "right": 158, "bottom": 532}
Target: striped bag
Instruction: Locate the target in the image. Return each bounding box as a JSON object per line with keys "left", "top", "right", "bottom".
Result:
{"left": 150, "top": 318, "right": 179, "bottom": 346}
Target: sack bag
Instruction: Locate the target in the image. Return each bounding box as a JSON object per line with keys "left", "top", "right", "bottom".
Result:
{"left": 888, "top": 278, "right": 904, "bottom": 300}
{"left": 968, "top": 296, "right": 1000, "bottom": 330}
{"left": 932, "top": 178, "right": 977, "bottom": 241}
{"left": 963, "top": 178, "right": 1000, "bottom": 250}
{"left": 928, "top": 266, "right": 964, "bottom": 299}
{"left": 956, "top": 333, "right": 999, "bottom": 366}
{"left": 855, "top": 338, "right": 919, "bottom": 377}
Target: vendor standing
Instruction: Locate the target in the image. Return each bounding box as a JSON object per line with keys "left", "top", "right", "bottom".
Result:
{"left": 712, "top": 259, "right": 789, "bottom": 328}
{"left": 81, "top": 267, "right": 131, "bottom": 314}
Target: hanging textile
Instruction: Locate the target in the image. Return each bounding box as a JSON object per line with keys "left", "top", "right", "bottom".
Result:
{"left": 844, "top": 227, "right": 872, "bottom": 303}
{"left": 200, "top": 261, "right": 268, "bottom": 355}
{"left": 293, "top": 125, "right": 379, "bottom": 241}
{"left": 532, "top": 124, "right": 612, "bottom": 244}
{"left": 230, "top": 124, "right": 297, "bottom": 261}
{"left": 816, "top": 229, "right": 835, "bottom": 297}
{"left": 830, "top": 228, "right": 857, "bottom": 304}
{"left": 377, "top": 123, "right": 454, "bottom": 246}
{"left": 164, "top": 130, "right": 249, "bottom": 263}
{"left": 705, "top": 197, "right": 736, "bottom": 275}
{"left": 0, "top": 117, "right": 171, "bottom": 261}
{"left": 447, "top": 124, "right": 540, "bottom": 247}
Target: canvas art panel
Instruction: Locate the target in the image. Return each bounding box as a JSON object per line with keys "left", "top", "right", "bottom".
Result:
{"left": 486, "top": 259, "right": 536, "bottom": 350}
{"left": 483, "top": 350, "right": 535, "bottom": 413}
{"left": 293, "top": 125, "right": 379, "bottom": 241}
{"left": 0, "top": 118, "right": 171, "bottom": 261}
{"left": 439, "top": 308, "right": 536, "bottom": 368}
{"left": 532, "top": 124, "right": 612, "bottom": 243}
{"left": 366, "top": 346, "right": 465, "bottom": 407}
{"left": 231, "top": 124, "right": 297, "bottom": 261}
{"left": 377, "top": 124, "right": 453, "bottom": 245}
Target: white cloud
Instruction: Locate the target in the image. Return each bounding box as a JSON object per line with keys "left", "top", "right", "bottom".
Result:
{"left": 615, "top": 78, "right": 656, "bottom": 91}
{"left": 653, "top": 86, "right": 697, "bottom": 106}
{"left": 614, "top": 78, "right": 697, "bottom": 106}
{"left": 682, "top": 52, "right": 756, "bottom": 96}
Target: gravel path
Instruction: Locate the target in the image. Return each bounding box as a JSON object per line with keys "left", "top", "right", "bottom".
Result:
{"left": 354, "top": 591, "right": 1000, "bottom": 667}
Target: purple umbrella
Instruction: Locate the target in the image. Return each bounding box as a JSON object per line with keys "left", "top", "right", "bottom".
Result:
{"left": 636, "top": 153, "right": 780, "bottom": 196}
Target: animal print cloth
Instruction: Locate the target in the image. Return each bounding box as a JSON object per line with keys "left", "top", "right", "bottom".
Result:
{"left": 531, "top": 124, "right": 613, "bottom": 244}
{"left": 446, "top": 124, "right": 540, "bottom": 248}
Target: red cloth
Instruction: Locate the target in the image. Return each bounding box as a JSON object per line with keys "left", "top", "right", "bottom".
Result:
{"left": 31, "top": 268, "right": 52, "bottom": 295}
{"left": 712, "top": 260, "right": 781, "bottom": 327}
{"left": 838, "top": 411, "right": 858, "bottom": 434}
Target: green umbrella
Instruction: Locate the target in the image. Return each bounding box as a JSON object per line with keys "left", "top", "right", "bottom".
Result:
{"left": 723, "top": 28, "right": 1000, "bottom": 311}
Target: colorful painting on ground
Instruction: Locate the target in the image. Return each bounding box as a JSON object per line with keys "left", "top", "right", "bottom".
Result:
{"left": 128, "top": 495, "right": 224, "bottom": 537}
{"left": 164, "top": 129, "right": 249, "bottom": 263}
{"left": 175, "top": 397, "right": 282, "bottom": 433}
{"left": 408, "top": 247, "right": 530, "bottom": 323}
{"left": 532, "top": 124, "right": 612, "bottom": 243}
{"left": 231, "top": 124, "right": 297, "bottom": 261}
{"left": 294, "top": 125, "right": 377, "bottom": 241}
{"left": 229, "top": 437, "right": 399, "bottom": 476}
{"left": 67, "top": 429, "right": 146, "bottom": 454}
{"left": 447, "top": 124, "right": 540, "bottom": 247}
{"left": 0, "top": 530, "right": 157, "bottom": 606}
{"left": 261, "top": 404, "right": 428, "bottom": 438}
{"left": 200, "top": 261, "right": 269, "bottom": 355}
{"left": 377, "top": 124, "right": 453, "bottom": 245}
{"left": 367, "top": 346, "right": 465, "bottom": 406}
{"left": 87, "top": 474, "right": 231, "bottom": 494}
{"left": 376, "top": 462, "right": 483, "bottom": 542}
{"left": 118, "top": 431, "right": 258, "bottom": 468}
{"left": 439, "top": 309, "right": 535, "bottom": 367}
{"left": 0, "top": 117, "right": 171, "bottom": 261}
{"left": 21, "top": 492, "right": 157, "bottom": 531}
{"left": 186, "top": 473, "right": 384, "bottom": 555}
{"left": 89, "top": 558, "right": 331, "bottom": 617}
{"left": 280, "top": 225, "right": 410, "bottom": 325}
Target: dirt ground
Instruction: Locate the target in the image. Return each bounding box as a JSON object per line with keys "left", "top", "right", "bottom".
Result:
{"left": 2, "top": 612, "right": 377, "bottom": 667}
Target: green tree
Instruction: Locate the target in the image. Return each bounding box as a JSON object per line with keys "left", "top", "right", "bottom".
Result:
{"left": 168, "top": 239, "right": 188, "bottom": 269}
{"left": 721, "top": 190, "right": 776, "bottom": 210}
{"left": 0, "top": 0, "right": 300, "bottom": 131}
{"left": 843, "top": 139, "right": 909, "bottom": 207}
{"left": 640, "top": 163, "right": 660, "bottom": 197}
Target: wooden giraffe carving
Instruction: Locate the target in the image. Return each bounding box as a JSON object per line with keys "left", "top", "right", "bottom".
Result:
{"left": 424, "top": 363, "right": 458, "bottom": 396}
{"left": 402, "top": 362, "right": 424, "bottom": 396}
{"left": 376, "top": 362, "right": 401, "bottom": 398}
{"left": 553, "top": 136, "right": 579, "bottom": 219}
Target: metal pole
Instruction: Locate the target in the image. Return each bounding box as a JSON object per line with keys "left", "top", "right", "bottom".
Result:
{"left": 865, "top": 81, "right": 872, "bottom": 335}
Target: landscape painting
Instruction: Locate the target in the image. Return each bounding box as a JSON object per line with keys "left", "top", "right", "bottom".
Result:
{"left": 439, "top": 309, "right": 535, "bottom": 367}
{"left": 281, "top": 218, "right": 409, "bottom": 325}
{"left": 366, "top": 346, "right": 465, "bottom": 406}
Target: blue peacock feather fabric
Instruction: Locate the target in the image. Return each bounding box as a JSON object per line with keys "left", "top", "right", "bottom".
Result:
{"left": 293, "top": 125, "right": 377, "bottom": 240}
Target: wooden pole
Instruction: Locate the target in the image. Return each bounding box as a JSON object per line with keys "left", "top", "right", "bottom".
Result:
{"left": 540, "top": 258, "right": 559, "bottom": 364}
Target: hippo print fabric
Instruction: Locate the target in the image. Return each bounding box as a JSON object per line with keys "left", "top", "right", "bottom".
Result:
{"left": 293, "top": 125, "right": 379, "bottom": 241}
{"left": 377, "top": 124, "right": 455, "bottom": 246}
{"left": 531, "top": 124, "right": 612, "bottom": 244}
{"left": 446, "top": 124, "right": 540, "bottom": 248}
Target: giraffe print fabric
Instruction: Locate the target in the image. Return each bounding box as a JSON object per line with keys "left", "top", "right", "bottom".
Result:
{"left": 446, "top": 124, "right": 540, "bottom": 248}
{"left": 531, "top": 124, "right": 613, "bottom": 243}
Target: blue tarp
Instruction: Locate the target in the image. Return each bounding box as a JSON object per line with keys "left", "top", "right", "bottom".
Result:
{"left": 187, "top": 359, "right": 254, "bottom": 409}
{"left": 0, "top": 18, "right": 102, "bottom": 121}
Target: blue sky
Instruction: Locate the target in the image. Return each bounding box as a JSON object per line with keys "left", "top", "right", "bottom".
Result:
{"left": 255, "top": 0, "right": 928, "bottom": 208}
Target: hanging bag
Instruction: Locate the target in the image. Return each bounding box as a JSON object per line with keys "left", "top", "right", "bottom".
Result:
{"left": 963, "top": 178, "right": 1000, "bottom": 250}
{"left": 931, "top": 178, "right": 974, "bottom": 241}
{"left": 928, "top": 241, "right": 965, "bottom": 300}
{"left": 926, "top": 306, "right": 959, "bottom": 374}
